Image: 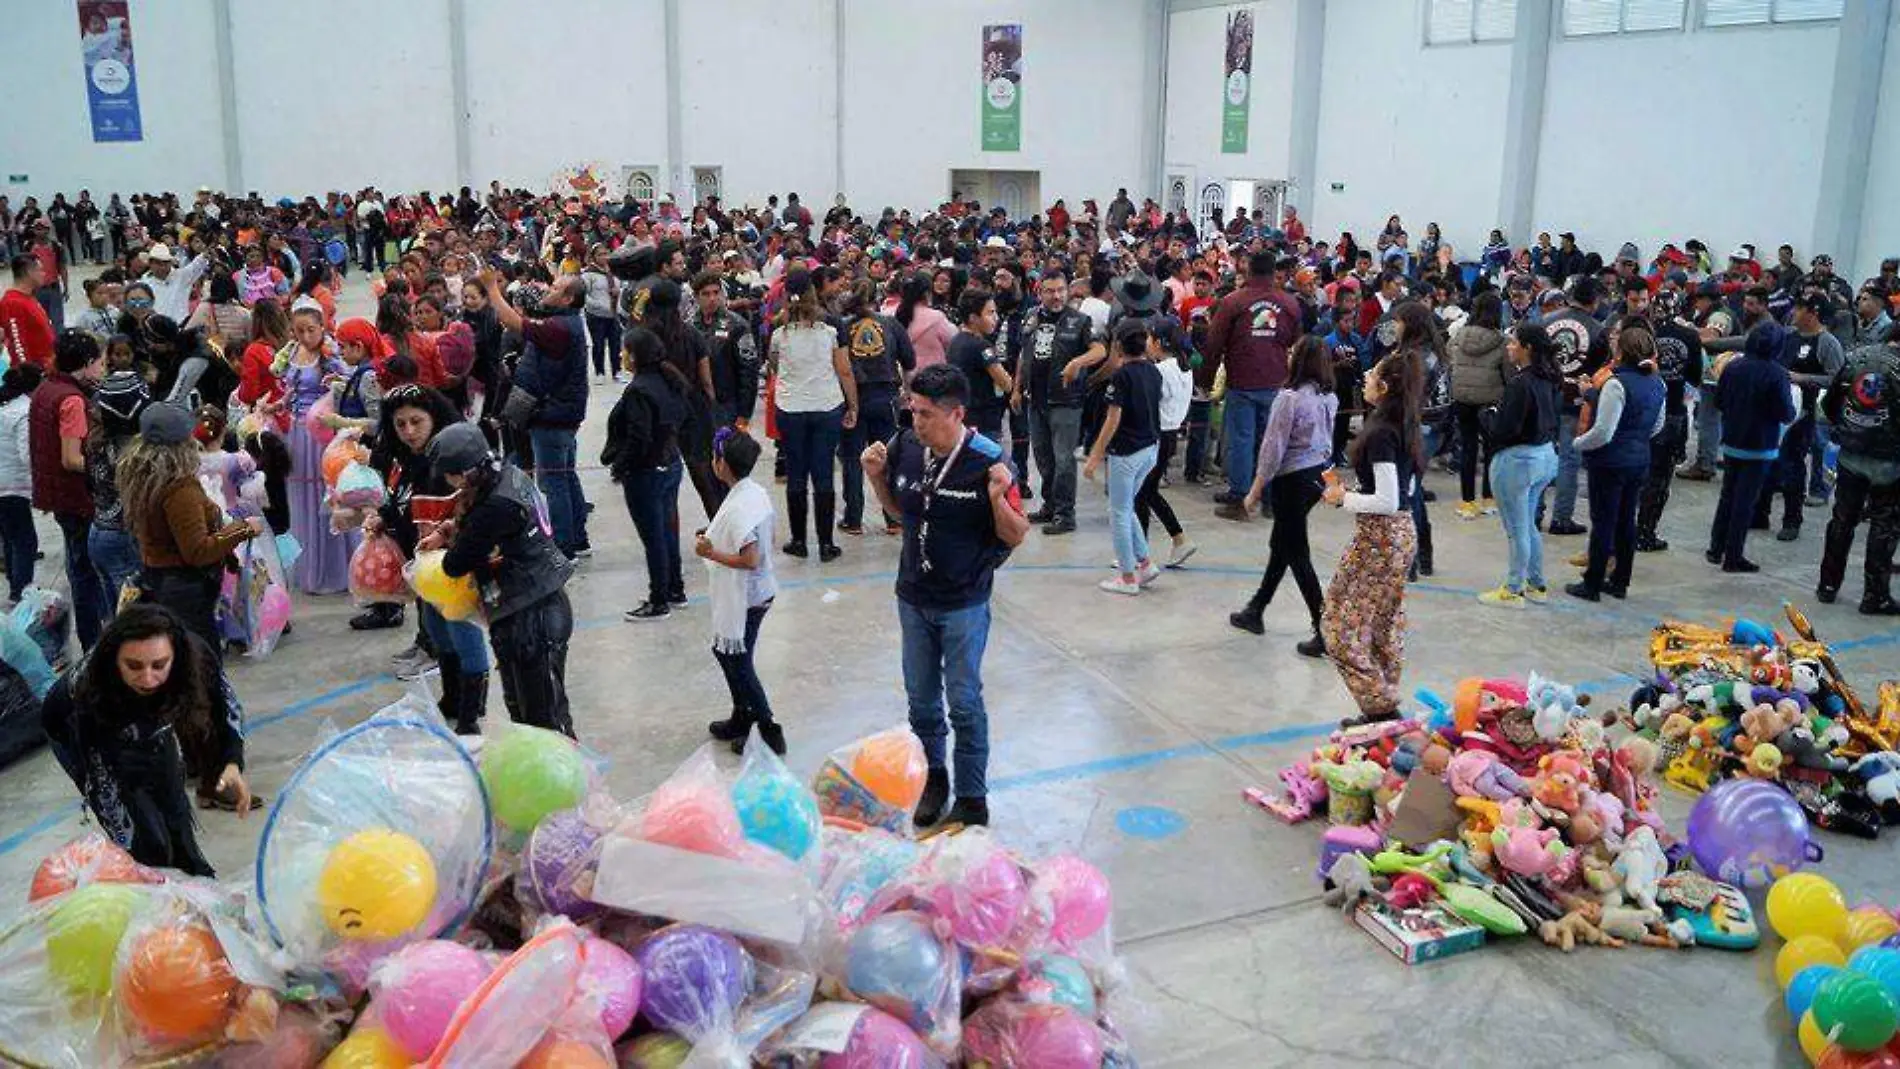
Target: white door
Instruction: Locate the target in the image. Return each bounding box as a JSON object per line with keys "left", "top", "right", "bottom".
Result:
{"left": 1198, "top": 181, "right": 1226, "bottom": 237}
{"left": 1165, "top": 169, "right": 1193, "bottom": 218}
{"left": 1255, "top": 181, "right": 1286, "bottom": 231}
{"left": 620, "top": 166, "right": 658, "bottom": 211}
{"left": 994, "top": 173, "right": 1028, "bottom": 220}
{"left": 691, "top": 167, "right": 722, "bottom": 206}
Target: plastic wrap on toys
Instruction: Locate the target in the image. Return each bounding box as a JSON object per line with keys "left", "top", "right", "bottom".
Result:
{"left": 634, "top": 924, "right": 750, "bottom": 1047}
{"left": 423, "top": 920, "right": 585, "bottom": 1068}
{"left": 961, "top": 997, "right": 1107, "bottom": 1069}
{"left": 111, "top": 895, "right": 245, "bottom": 1060}
{"left": 755, "top": 1002, "right": 942, "bottom": 1069}
{"left": 226, "top": 532, "right": 294, "bottom": 660}
{"left": 817, "top": 827, "right": 923, "bottom": 937}
{"left": 732, "top": 733, "right": 823, "bottom": 866}
{"left": 331, "top": 461, "right": 386, "bottom": 510}
{"left": 349, "top": 534, "right": 412, "bottom": 607}
{"left": 365, "top": 939, "right": 497, "bottom": 1060}
{"left": 810, "top": 726, "right": 928, "bottom": 835}
{"left": 210, "top": 1003, "right": 339, "bottom": 1068}
{"left": 837, "top": 910, "right": 961, "bottom": 1057}
{"left": 254, "top": 694, "right": 493, "bottom": 991}
{"left": 12, "top": 587, "right": 71, "bottom": 671}
{"left": 198, "top": 449, "right": 259, "bottom": 520}
{"left": 322, "top": 432, "right": 369, "bottom": 490}
{"left": 480, "top": 724, "right": 591, "bottom": 834}
{"left": 516, "top": 800, "right": 619, "bottom": 923}
{"left": 305, "top": 393, "right": 339, "bottom": 449}
{"left": 28, "top": 835, "right": 160, "bottom": 904}
{"left": 896, "top": 828, "right": 1031, "bottom": 954}
{"left": 1029, "top": 854, "right": 1115, "bottom": 963}
{"left": 410, "top": 549, "right": 482, "bottom": 623}
{"left": 0, "top": 882, "right": 154, "bottom": 1068}
{"left": 0, "top": 609, "right": 56, "bottom": 767}
{"left": 574, "top": 933, "right": 642, "bottom": 1044}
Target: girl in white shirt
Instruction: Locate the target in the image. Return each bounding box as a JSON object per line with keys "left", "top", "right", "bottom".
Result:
{"left": 0, "top": 365, "right": 40, "bottom": 601}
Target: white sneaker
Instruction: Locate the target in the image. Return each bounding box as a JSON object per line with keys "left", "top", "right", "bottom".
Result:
{"left": 1098, "top": 576, "right": 1141, "bottom": 596}
{"left": 1138, "top": 561, "right": 1163, "bottom": 587}
{"left": 1168, "top": 541, "right": 1199, "bottom": 568}
{"left": 391, "top": 646, "right": 435, "bottom": 680}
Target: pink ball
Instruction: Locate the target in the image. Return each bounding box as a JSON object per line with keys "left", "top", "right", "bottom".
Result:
{"left": 376, "top": 940, "right": 494, "bottom": 1059}
{"left": 577, "top": 936, "right": 643, "bottom": 1041}
{"left": 641, "top": 782, "right": 745, "bottom": 859}
{"left": 928, "top": 849, "right": 1027, "bottom": 948}
{"left": 818, "top": 1007, "right": 930, "bottom": 1069}
{"left": 1035, "top": 856, "right": 1112, "bottom": 947}
{"left": 1012, "top": 1004, "right": 1104, "bottom": 1069}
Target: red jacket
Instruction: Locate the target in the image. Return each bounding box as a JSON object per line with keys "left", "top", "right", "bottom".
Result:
{"left": 0, "top": 289, "right": 55, "bottom": 369}
{"left": 29, "top": 374, "right": 92, "bottom": 517}
{"left": 1204, "top": 281, "right": 1302, "bottom": 392}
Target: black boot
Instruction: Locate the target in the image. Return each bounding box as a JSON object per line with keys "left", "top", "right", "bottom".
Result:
{"left": 435, "top": 652, "right": 462, "bottom": 724}
{"left": 1415, "top": 521, "right": 1435, "bottom": 578}
{"left": 752, "top": 720, "right": 787, "bottom": 756}
{"left": 815, "top": 491, "right": 841, "bottom": 562}
{"left": 456, "top": 672, "right": 488, "bottom": 735}
{"left": 708, "top": 710, "right": 752, "bottom": 742}
{"left": 914, "top": 766, "right": 951, "bottom": 828}
{"left": 350, "top": 602, "right": 405, "bottom": 631}
{"left": 784, "top": 490, "right": 809, "bottom": 556}
{"left": 1296, "top": 628, "right": 1327, "bottom": 659}
{"left": 1228, "top": 598, "right": 1266, "bottom": 635}
{"left": 944, "top": 796, "right": 990, "bottom": 827}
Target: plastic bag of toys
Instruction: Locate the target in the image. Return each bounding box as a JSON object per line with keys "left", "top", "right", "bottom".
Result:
{"left": 515, "top": 799, "right": 619, "bottom": 924}
{"left": 409, "top": 549, "right": 482, "bottom": 623}
{"left": 833, "top": 909, "right": 962, "bottom": 1057}
{"left": 479, "top": 723, "right": 592, "bottom": 836}
{"left": 862, "top": 828, "right": 1039, "bottom": 996}
{"left": 731, "top": 731, "right": 823, "bottom": 870}
{"left": 225, "top": 531, "right": 294, "bottom": 660}
{"left": 810, "top": 726, "right": 929, "bottom": 835}
{"left": 0, "top": 609, "right": 56, "bottom": 767}
{"left": 755, "top": 1002, "right": 943, "bottom": 1068}
{"left": 321, "top": 431, "right": 369, "bottom": 490}
{"left": 28, "top": 835, "right": 160, "bottom": 904}
{"left": 111, "top": 893, "right": 248, "bottom": 1060}
{"left": 330, "top": 460, "right": 386, "bottom": 510}
{"left": 961, "top": 996, "right": 1110, "bottom": 1069}
{"left": 348, "top": 533, "right": 412, "bottom": 607}
{"left": 415, "top": 919, "right": 586, "bottom": 1069}
{"left": 630, "top": 923, "right": 815, "bottom": 1067}
{"left": 12, "top": 587, "right": 71, "bottom": 672}
{"left": 817, "top": 826, "right": 923, "bottom": 938}
{"left": 304, "top": 392, "right": 339, "bottom": 450}
{"left": 364, "top": 939, "right": 499, "bottom": 1061}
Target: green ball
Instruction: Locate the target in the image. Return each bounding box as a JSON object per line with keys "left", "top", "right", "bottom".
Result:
{"left": 479, "top": 726, "right": 586, "bottom": 831}
{"left": 1814, "top": 970, "right": 1900, "bottom": 1052}
{"left": 623, "top": 1032, "right": 691, "bottom": 1069}
{"left": 46, "top": 883, "right": 143, "bottom": 997}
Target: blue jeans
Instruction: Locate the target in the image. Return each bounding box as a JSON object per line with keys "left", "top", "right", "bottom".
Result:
{"left": 1183, "top": 398, "right": 1212, "bottom": 480}
{"left": 1491, "top": 443, "right": 1558, "bottom": 592}
{"left": 88, "top": 524, "right": 142, "bottom": 615}
{"left": 1693, "top": 383, "right": 1722, "bottom": 469}
{"left": 529, "top": 426, "right": 588, "bottom": 553}
{"left": 776, "top": 405, "right": 843, "bottom": 496}
{"left": 419, "top": 602, "right": 491, "bottom": 672}
{"left": 1810, "top": 420, "right": 1834, "bottom": 499}
{"left": 1550, "top": 410, "right": 1581, "bottom": 526}
{"left": 586, "top": 315, "right": 622, "bottom": 378}
{"left": 713, "top": 603, "right": 773, "bottom": 724}
{"left": 899, "top": 599, "right": 992, "bottom": 799}
{"left": 1107, "top": 445, "right": 1158, "bottom": 574}
{"left": 623, "top": 459, "right": 684, "bottom": 605}
{"left": 55, "top": 512, "right": 107, "bottom": 650}
{"left": 1222, "top": 387, "right": 1281, "bottom": 497}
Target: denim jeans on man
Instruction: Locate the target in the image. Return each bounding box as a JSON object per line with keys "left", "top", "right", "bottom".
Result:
{"left": 1756, "top": 415, "right": 1815, "bottom": 530}
{"left": 1809, "top": 421, "right": 1834, "bottom": 500}
{"left": 88, "top": 524, "right": 142, "bottom": 615}
{"left": 1183, "top": 398, "right": 1212, "bottom": 480}
{"left": 1710, "top": 457, "right": 1774, "bottom": 566}
{"left": 529, "top": 427, "right": 588, "bottom": 554}
{"left": 1693, "top": 384, "right": 1723, "bottom": 469}
{"left": 55, "top": 512, "right": 107, "bottom": 650}
{"left": 899, "top": 599, "right": 992, "bottom": 800}
{"left": 1583, "top": 462, "right": 1647, "bottom": 592}
{"left": 0, "top": 497, "right": 38, "bottom": 600}
{"left": 1028, "top": 406, "right": 1082, "bottom": 521}
{"left": 840, "top": 386, "right": 900, "bottom": 528}
{"left": 419, "top": 602, "right": 492, "bottom": 672}
{"left": 1107, "top": 444, "right": 1159, "bottom": 574}
{"left": 623, "top": 459, "right": 684, "bottom": 605}
{"left": 1490, "top": 443, "right": 1558, "bottom": 593}
{"left": 1222, "top": 388, "right": 1280, "bottom": 496}
{"left": 1549, "top": 411, "right": 1582, "bottom": 526}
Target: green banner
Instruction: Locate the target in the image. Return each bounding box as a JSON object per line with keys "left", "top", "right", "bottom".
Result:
{"left": 982, "top": 24, "right": 1022, "bottom": 152}
{"left": 1222, "top": 8, "right": 1254, "bottom": 154}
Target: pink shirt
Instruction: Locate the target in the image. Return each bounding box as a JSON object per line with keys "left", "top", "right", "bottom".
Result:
{"left": 905, "top": 305, "right": 956, "bottom": 369}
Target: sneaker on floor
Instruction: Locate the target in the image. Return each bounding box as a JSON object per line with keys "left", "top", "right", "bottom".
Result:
{"left": 1040, "top": 517, "right": 1076, "bottom": 536}
{"left": 1455, "top": 501, "right": 1481, "bottom": 521}
{"left": 1568, "top": 551, "right": 1589, "bottom": 568}
{"left": 1776, "top": 525, "right": 1802, "bottom": 542}
{"left": 570, "top": 540, "right": 594, "bottom": 558}
{"left": 1098, "top": 575, "right": 1142, "bottom": 596}
{"left": 1635, "top": 535, "right": 1669, "bottom": 553}
{"left": 392, "top": 649, "right": 436, "bottom": 681}
{"left": 668, "top": 591, "right": 689, "bottom": 607}
{"left": 1211, "top": 491, "right": 1243, "bottom": 506}
{"left": 837, "top": 522, "right": 865, "bottom": 536}
{"left": 1817, "top": 586, "right": 1838, "bottom": 604}
{"left": 1228, "top": 608, "right": 1265, "bottom": 635}
{"left": 1523, "top": 585, "right": 1550, "bottom": 604}
{"left": 1480, "top": 497, "right": 1498, "bottom": 515}
{"left": 1675, "top": 463, "right": 1714, "bottom": 481}
{"left": 783, "top": 540, "right": 809, "bottom": 558}
{"left": 1167, "top": 541, "right": 1199, "bottom": 568}
{"left": 1214, "top": 503, "right": 1250, "bottom": 522}
{"left": 1478, "top": 586, "right": 1526, "bottom": 610}
{"left": 1547, "top": 520, "right": 1587, "bottom": 536}
{"left": 1296, "top": 633, "right": 1327, "bottom": 659}
{"left": 818, "top": 544, "right": 843, "bottom": 562}
{"left": 1138, "top": 561, "right": 1163, "bottom": 587}
{"left": 1859, "top": 597, "right": 1900, "bottom": 616}
{"left": 1704, "top": 548, "right": 1723, "bottom": 565}
{"left": 624, "top": 601, "right": 672, "bottom": 622}
{"left": 1564, "top": 581, "right": 1601, "bottom": 602}
{"left": 1025, "top": 508, "right": 1055, "bottom": 525}
{"left": 1723, "top": 559, "right": 1761, "bottom": 574}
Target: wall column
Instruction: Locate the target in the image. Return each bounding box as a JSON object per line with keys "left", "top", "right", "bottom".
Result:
{"left": 1285, "top": 0, "right": 1324, "bottom": 219}
{"left": 1142, "top": 0, "right": 1169, "bottom": 200}
{"left": 448, "top": 0, "right": 473, "bottom": 189}
{"left": 834, "top": 0, "right": 847, "bottom": 202}
{"left": 1813, "top": 0, "right": 1890, "bottom": 276}
{"left": 1498, "top": 0, "right": 1553, "bottom": 244}
{"left": 663, "top": 0, "right": 686, "bottom": 202}
{"left": 211, "top": 0, "right": 243, "bottom": 193}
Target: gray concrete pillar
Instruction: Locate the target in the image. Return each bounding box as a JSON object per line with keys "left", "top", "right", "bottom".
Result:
{"left": 211, "top": 0, "right": 243, "bottom": 193}
{"left": 1498, "top": 0, "right": 1553, "bottom": 245}
{"left": 663, "top": 0, "right": 685, "bottom": 202}
{"left": 1286, "top": 0, "right": 1325, "bottom": 219}
{"left": 1813, "top": 0, "right": 1891, "bottom": 275}
{"left": 448, "top": 0, "right": 473, "bottom": 190}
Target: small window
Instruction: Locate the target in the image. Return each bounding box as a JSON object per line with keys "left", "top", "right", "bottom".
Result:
{"left": 1563, "top": 0, "right": 1686, "bottom": 35}
{"left": 1703, "top": 0, "right": 1841, "bottom": 26}
{"left": 622, "top": 167, "right": 657, "bottom": 212}
{"left": 1426, "top": 0, "right": 1516, "bottom": 44}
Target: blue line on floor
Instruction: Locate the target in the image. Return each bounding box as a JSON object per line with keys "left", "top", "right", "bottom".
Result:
{"left": 990, "top": 720, "right": 1339, "bottom": 793}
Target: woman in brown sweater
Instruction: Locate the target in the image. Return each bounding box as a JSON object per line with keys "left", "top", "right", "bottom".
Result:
{"left": 117, "top": 402, "right": 261, "bottom": 652}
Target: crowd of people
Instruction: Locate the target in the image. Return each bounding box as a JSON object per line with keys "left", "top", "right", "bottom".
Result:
{"left": 1, "top": 175, "right": 1898, "bottom": 868}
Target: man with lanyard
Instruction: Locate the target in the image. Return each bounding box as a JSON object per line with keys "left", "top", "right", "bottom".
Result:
{"left": 1012, "top": 269, "right": 1100, "bottom": 536}
{"left": 1757, "top": 292, "right": 1845, "bottom": 542}
{"left": 1819, "top": 331, "right": 1900, "bottom": 615}
{"left": 483, "top": 269, "right": 592, "bottom": 560}
{"left": 1539, "top": 277, "right": 1609, "bottom": 536}
{"left": 1637, "top": 288, "right": 1705, "bottom": 552}
{"left": 862, "top": 364, "right": 1029, "bottom": 830}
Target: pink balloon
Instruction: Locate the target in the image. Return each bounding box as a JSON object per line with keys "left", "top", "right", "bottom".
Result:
{"left": 641, "top": 782, "right": 745, "bottom": 859}
{"left": 964, "top": 1002, "right": 1103, "bottom": 1069}
{"left": 375, "top": 940, "right": 494, "bottom": 1059}
{"left": 577, "top": 936, "right": 643, "bottom": 1041}
{"left": 819, "top": 1007, "right": 930, "bottom": 1069}
{"left": 1035, "top": 856, "right": 1112, "bottom": 947}
{"left": 927, "top": 848, "right": 1027, "bottom": 948}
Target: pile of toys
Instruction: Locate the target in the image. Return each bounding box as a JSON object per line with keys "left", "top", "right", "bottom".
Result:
{"left": 1633, "top": 603, "right": 1900, "bottom": 840}
{"left": 0, "top": 695, "right": 1138, "bottom": 1068}
{"left": 1764, "top": 871, "right": 1900, "bottom": 1067}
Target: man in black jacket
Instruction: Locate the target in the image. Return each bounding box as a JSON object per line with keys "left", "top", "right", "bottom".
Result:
{"left": 1818, "top": 335, "right": 1900, "bottom": 614}
{"left": 1637, "top": 289, "right": 1705, "bottom": 551}
{"left": 690, "top": 272, "right": 759, "bottom": 429}
{"left": 1013, "top": 271, "right": 1101, "bottom": 535}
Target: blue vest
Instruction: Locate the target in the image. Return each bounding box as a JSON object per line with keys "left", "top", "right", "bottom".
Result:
{"left": 1590, "top": 368, "right": 1665, "bottom": 471}
{"left": 513, "top": 312, "right": 588, "bottom": 428}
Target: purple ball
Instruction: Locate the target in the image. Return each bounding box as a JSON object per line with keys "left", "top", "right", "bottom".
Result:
{"left": 636, "top": 925, "right": 748, "bottom": 1039}
{"left": 517, "top": 808, "right": 605, "bottom": 921}
{"left": 1686, "top": 779, "right": 1816, "bottom": 889}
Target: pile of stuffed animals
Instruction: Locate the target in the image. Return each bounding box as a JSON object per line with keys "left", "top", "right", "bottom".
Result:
{"left": 1631, "top": 603, "right": 1900, "bottom": 840}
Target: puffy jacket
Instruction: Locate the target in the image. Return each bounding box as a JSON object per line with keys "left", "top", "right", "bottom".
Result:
{"left": 1449, "top": 325, "right": 1508, "bottom": 406}
{"left": 512, "top": 312, "right": 588, "bottom": 428}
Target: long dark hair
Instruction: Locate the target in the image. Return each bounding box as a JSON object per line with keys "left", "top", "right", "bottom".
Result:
{"left": 1391, "top": 300, "right": 1444, "bottom": 361}
{"left": 373, "top": 384, "right": 463, "bottom": 466}
{"left": 295, "top": 260, "right": 330, "bottom": 298}
{"left": 624, "top": 326, "right": 694, "bottom": 394}
{"left": 1511, "top": 322, "right": 1563, "bottom": 383}
{"left": 1350, "top": 349, "right": 1426, "bottom": 472}
{"left": 75, "top": 604, "right": 217, "bottom": 755}
{"left": 895, "top": 272, "right": 929, "bottom": 327}
{"left": 376, "top": 293, "right": 413, "bottom": 359}
{"left": 1286, "top": 335, "right": 1336, "bottom": 393}
{"left": 1470, "top": 291, "right": 1504, "bottom": 331}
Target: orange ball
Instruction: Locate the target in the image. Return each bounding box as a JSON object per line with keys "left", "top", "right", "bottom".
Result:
{"left": 29, "top": 837, "right": 149, "bottom": 903}
{"left": 519, "top": 1037, "right": 613, "bottom": 1069}
{"left": 850, "top": 732, "right": 926, "bottom": 809}
{"left": 118, "top": 923, "right": 236, "bottom": 1044}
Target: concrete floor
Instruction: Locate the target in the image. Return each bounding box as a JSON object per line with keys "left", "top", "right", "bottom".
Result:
{"left": 3, "top": 278, "right": 1895, "bottom": 1067}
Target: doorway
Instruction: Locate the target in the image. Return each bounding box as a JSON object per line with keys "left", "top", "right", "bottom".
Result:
{"left": 691, "top": 166, "right": 722, "bottom": 207}
{"left": 949, "top": 169, "right": 1042, "bottom": 220}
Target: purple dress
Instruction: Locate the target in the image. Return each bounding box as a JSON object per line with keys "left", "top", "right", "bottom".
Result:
{"left": 283, "top": 357, "right": 359, "bottom": 594}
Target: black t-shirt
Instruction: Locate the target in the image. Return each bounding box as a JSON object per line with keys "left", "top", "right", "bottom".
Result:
{"left": 1352, "top": 419, "right": 1415, "bottom": 511}
{"left": 1541, "top": 307, "right": 1607, "bottom": 407}
{"left": 887, "top": 428, "right": 1016, "bottom": 610}
{"left": 947, "top": 331, "right": 1007, "bottom": 414}
{"left": 1653, "top": 319, "right": 1705, "bottom": 415}
{"left": 1104, "top": 360, "right": 1162, "bottom": 455}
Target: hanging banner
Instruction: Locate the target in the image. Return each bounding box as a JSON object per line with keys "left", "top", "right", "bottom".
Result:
{"left": 78, "top": 0, "right": 142, "bottom": 142}
{"left": 981, "top": 24, "right": 1022, "bottom": 152}
{"left": 1222, "top": 7, "right": 1254, "bottom": 154}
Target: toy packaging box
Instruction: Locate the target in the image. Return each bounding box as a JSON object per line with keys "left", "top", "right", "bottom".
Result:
{"left": 1353, "top": 898, "right": 1486, "bottom": 964}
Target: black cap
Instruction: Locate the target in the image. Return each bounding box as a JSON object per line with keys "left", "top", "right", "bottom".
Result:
{"left": 1796, "top": 290, "right": 1833, "bottom": 318}
{"left": 137, "top": 402, "right": 196, "bottom": 447}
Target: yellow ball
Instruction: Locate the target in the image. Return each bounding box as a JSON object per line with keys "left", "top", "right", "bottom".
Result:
{"left": 316, "top": 829, "right": 437, "bottom": 942}
{"left": 322, "top": 1026, "right": 409, "bottom": 1068}
{"left": 411, "top": 550, "right": 481, "bottom": 621}
{"left": 1768, "top": 873, "right": 1849, "bottom": 943}
{"left": 1842, "top": 907, "right": 1900, "bottom": 953}
{"left": 1779, "top": 935, "right": 1850, "bottom": 989}
{"left": 1797, "top": 1010, "right": 1830, "bottom": 1065}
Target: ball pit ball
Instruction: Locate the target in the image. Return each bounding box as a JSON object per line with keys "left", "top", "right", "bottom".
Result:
{"left": 28, "top": 837, "right": 147, "bottom": 903}
{"left": 1030, "top": 954, "right": 1099, "bottom": 1017}
{"left": 519, "top": 1037, "right": 614, "bottom": 1069}
{"left": 846, "top": 913, "right": 946, "bottom": 1015}
{"left": 1783, "top": 936, "right": 1853, "bottom": 990}
{"left": 818, "top": 1007, "right": 929, "bottom": 1069}
{"left": 480, "top": 726, "right": 588, "bottom": 832}
{"left": 929, "top": 847, "right": 1028, "bottom": 949}
{"left": 1793, "top": 966, "right": 1849, "bottom": 1020}
{"left": 118, "top": 923, "right": 236, "bottom": 1043}
{"left": 640, "top": 780, "right": 745, "bottom": 859}
{"left": 731, "top": 771, "right": 819, "bottom": 861}
{"left": 1852, "top": 948, "right": 1900, "bottom": 1004}
{"left": 1800, "top": 1010, "right": 1832, "bottom": 1066}
{"left": 849, "top": 733, "right": 926, "bottom": 810}
{"left": 1035, "top": 855, "right": 1113, "bottom": 947}
{"left": 1686, "top": 778, "right": 1817, "bottom": 889}
{"left": 578, "top": 935, "right": 643, "bottom": 1041}
{"left": 1819, "top": 1046, "right": 1900, "bottom": 1069}
{"left": 376, "top": 940, "right": 493, "bottom": 1059}
{"left": 1814, "top": 971, "right": 1900, "bottom": 1052}
{"left": 621, "top": 1033, "right": 691, "bottom": 1069}
{"left": 46, "top": 882, "right": 143, "bottom": 997}
{"left": 321, "top": 1026, "right": 409, "bottom": 1068}
{"left": 316, "top": 828, "right": 439, "bottom": 942}
{"left": 1769, "top": 873, "right": 1850, "bottom": 943}
{"left": 636, "top": 925, "right": 748, "bottom": 1039}
{"left": 520, "top": 808, "right": 605, "bottom": 920}
{"left": 1845, "top": 910, "right": 1900, "bottom": 953}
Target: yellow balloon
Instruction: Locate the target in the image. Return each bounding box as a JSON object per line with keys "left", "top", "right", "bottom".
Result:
{"left": 1798, "top": 1010, "right": 1831, "bottom": 1066}
{"left": 411, "top": 549, "right": 481, "bottom": 622}
{"left": 1779, "top": 935, "right": 1849, "bottom": 989}
{"left": 1841, "top": 907, "right": 1900, "bottom": 952}
{"left": 1768, "top": 873, "right": 1849, "bottom": 943}
{"left": 323, "top": 1026, "right": 409, "bottom": 1068}
{"left": 316, "top": 829, "right": 438, "bottom": 942}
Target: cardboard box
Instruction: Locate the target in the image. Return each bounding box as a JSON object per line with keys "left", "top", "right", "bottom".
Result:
{"left": 1353, "top": 898, "right": 1486, "bottom": 964}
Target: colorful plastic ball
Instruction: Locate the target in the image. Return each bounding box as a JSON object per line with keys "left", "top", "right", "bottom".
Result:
{"left": 1035, "top": 855, "right": 1113, "bottom": 946}
{"left": 376, "top": 940, "right": 493, "bottom": 1058}
{"left": 1794, "top": 967, "right": 1850, "bottom": 1020}
{"left": 480, "top": 726, "right": 587, "bottom": 832}
{"left": 846, "top": 913, "right": 947, "bottom": 1015}
{"left": 621, "top": 1033, "right": 691, "bottom": 1069}
{"left": 1770, "top": 874, "right": 1850, "bottom": 943}
{"left": 1802, "top": 1011, "right": 1833, "bottom": 1065}
{"left": 317, "top": 828, "right": 439, "bottom": 942}
{"left": 46, "top": 882, "right": 143, "bottom": 996}
{"left": 519, "top": 808, "right": 605, "bottom": 921}
{"left": 1783, "top": 937, "right": 1853, "bottom": 990}
{"left": 929, "top": 848, "right": 1027, "bottom": 948}
{"left": 29, "top": 837, "right": 148, "bottom": 903}
{"left": 1029, "top": 954, "right": 1099, "bottom": 1017}
{"left": 321, "top": 1026, "right": 409, "bottom": 1068}
{"left": 1687, "top": 779, "right": 1817, "bottom": 889}
{"left": 519, "top": 1037, "right": 613, "bottom": 1069}
{"left": 1853, "top": 949, "right": 1900, "bottom": 1004}
{"left": 578, "top": 935, "right": 642, "bottom": 1041}
{"left": 818, "top": 1007, "right": 929, "bottom": 1069}
{"left": 850, "top": 732, "right": 927, "bottom": 810}
{"left": 636, "top": 926, "right": 748, "bottom": 1039}
{"left": 1815, "top": 971, "right": 1900, "bottom": 1052}
{"left": 411, "top": 549, "right": 481, "bottom": 621}
{"left": 119, "top": 922, "right": 236, "bottom": 1043}
{"left": 641, "top": 780, "right": 745, "bottom": 859}
{"left": 1821, "top": 1045, "right": 1900, "bottom": 1069}
{"left": 731, "top": 771, "right": 819, "bottom": 861}
{"left": 1846, "top": 910, "right": 1900, "bottom": 953}
{"left": 965, "top": 1003, "right": 1103, "bottom": 1069}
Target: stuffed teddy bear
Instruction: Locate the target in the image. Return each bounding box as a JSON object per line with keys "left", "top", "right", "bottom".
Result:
{"left": 1492, "top": 823, "right": 1569, "bottom": 878}
{"left": 1527, "top": 671, "right": 1590, "bottom": 743}
{"left": 1850, "top": 752, "right": 1900, "bottom": 820}
{"left": 1532, "top": 751, "right": 1590, "bottom": 814}
{"left": 1612, "top": 825, "right": 1669, "bottom": 914}
{"left": 1738, "top": 700, "right": 1803, "bottom": 751}
{"left": 1778, "top": 725, "right": 1849, "bottom": 773}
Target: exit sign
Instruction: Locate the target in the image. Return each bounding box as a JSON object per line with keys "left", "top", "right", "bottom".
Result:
{"left": 6, "top": 175, "right": 26, "bottom": 185}
{"left": 1329, "top": 182, "right": 1345, "bottom": 193}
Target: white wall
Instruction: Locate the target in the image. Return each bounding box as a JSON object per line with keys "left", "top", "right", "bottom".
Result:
{"left": 1534, "top": 20, "right": 1836, "bottom": 268}
{"left": 841, "top": 0, "right": 1152, "bottom": 216}
{"left": 0, "top": 0, "right": 229, "bottom": 202}
{"left": 1855, "top": 4, "right": 1900, "bottom": 284}
{"left": 1310, "top": 0, "right": 1511, "bottom": 256}
{"left": 1164, "top": 2, "right": 1297, "bottom": 192}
